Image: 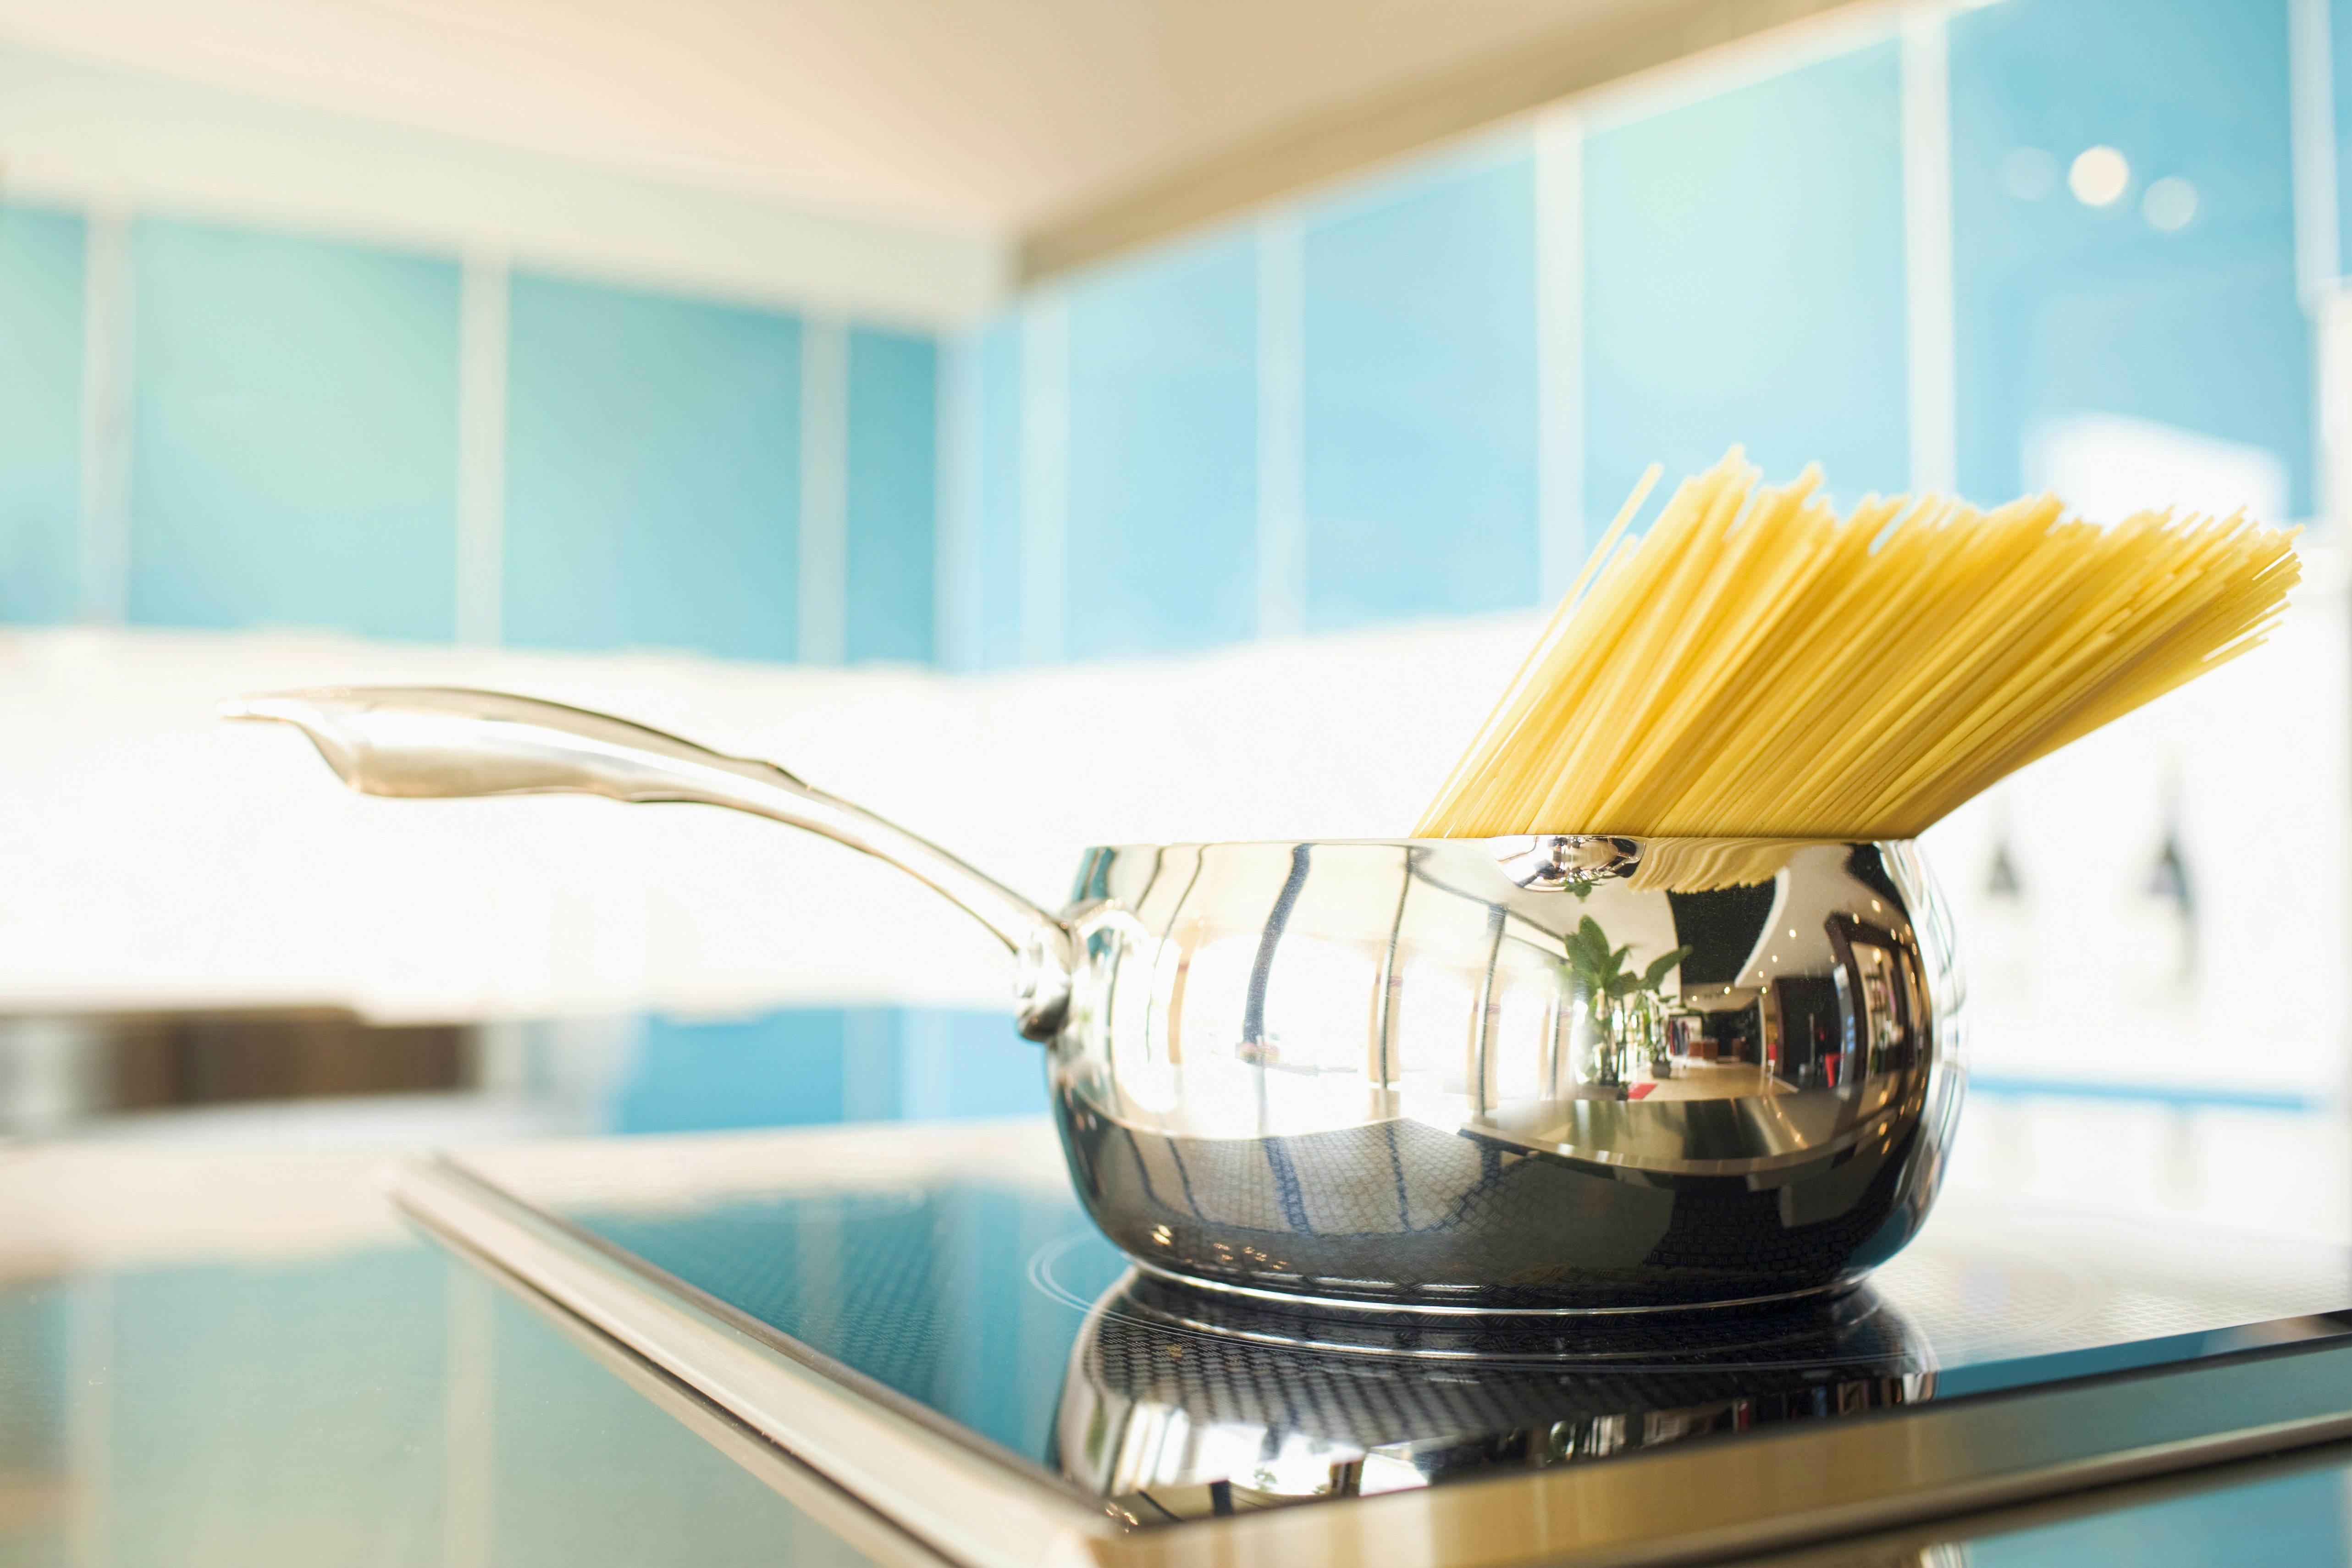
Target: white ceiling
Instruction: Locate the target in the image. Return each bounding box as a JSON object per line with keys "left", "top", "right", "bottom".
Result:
{"left": 0, "top": 0, "right": 1655, "bottom": 229}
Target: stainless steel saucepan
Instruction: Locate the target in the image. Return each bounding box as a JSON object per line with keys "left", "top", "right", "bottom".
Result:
{"left": 224, "top": 687, "right": 1966, "bottom": 1314}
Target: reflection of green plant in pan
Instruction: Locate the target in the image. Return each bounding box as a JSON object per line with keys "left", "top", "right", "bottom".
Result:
{"left": 1565, "top": 916, "right": 1690, "bottom": 1005}
{"left": 1566, "top": 917, "right": 1692, "bottom": 1082}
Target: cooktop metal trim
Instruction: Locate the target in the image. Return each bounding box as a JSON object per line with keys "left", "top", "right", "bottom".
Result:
{"left": 390, "top": 1153, "right": 2352, "bottom": 1568}
{"left": 439, "top": 1150, "right": 1097, "bottom": 1505}
{"left": 427, "top": 1211, "right": 966, "bottom": 1568}
{"left": 390, "top": 1157, "right": 1122, "bottom": 1568}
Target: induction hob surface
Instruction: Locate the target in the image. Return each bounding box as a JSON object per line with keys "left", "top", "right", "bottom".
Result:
{"left": 423, "top": 1117, "right": 2352, "bottom": 1541}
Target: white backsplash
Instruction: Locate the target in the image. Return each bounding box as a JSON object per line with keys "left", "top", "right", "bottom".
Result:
{"left": 2, "top": 562, "right": 2341, "bottom": 1091}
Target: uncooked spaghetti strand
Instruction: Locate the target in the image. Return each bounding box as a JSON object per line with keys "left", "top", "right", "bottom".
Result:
{"left": 1419, "top": 464, "right": 1661, "bottom": 829}
{"left": 1859, "top": 515, "right": 2265, "bottom": 819}
{"left": 1540, "top": 464, "right": 1757, "bottom": 800}
{"left": 1506, "top": 469, "right": 1747, "bottom": 832}
{"left": 1675, "top": 498, "right": 2037, "bottom": 833}
{"left": 1587, "top": 496, "right": 1845, "bottom": 824}
{"left": 1580, "top": 466, "right": 1826, "bottom": 803}
{"left": 1785, "top": 513, "right": 2136, "bottom": 827}
{"left": 1648, "top": 495, "right": 1958, "bottom": 831}
{"left": 1427, "top": 471, "right": 1694, "bottom": 834}
{"left": 1420, "top": 449, "right": 2301, "bottom": 841}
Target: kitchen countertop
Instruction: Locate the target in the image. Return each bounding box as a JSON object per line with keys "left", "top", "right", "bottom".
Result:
{"left": 6, "top": 1121, "right": 2352, "bottom": 1568}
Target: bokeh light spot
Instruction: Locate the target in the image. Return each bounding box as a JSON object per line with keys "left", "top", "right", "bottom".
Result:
{"left": 2069, "top": 145, "right": 2131, "bottom": 206}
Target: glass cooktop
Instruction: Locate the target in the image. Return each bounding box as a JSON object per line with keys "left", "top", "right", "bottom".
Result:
{"left": 440, "top": 1120, "right": 2352, "bottom": 1525}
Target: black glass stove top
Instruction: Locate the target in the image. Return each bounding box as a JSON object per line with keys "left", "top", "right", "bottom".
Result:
{"left": 445, "top": 1121, "right": 2352, "bottom": 1525}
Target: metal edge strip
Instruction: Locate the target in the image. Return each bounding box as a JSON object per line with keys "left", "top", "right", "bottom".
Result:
{"left": 424, "top": 1217, "right": 963, "bottom": 1568}
{"left": 1099, "top": 1338, "right": 2352, "bottom": 1568}
{"left": 392, "top": 1148, "right": 2352, "bottom": 1568}
{"left": 387, "top": 1156, "right": 1122, "bottom": 1568}
{"left": 439, "top": 1150, "right": 1093, "bottom": 1502}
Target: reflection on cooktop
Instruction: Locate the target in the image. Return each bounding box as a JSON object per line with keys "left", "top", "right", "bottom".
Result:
{"left": 1059, "top": 1272, "right": 1931, "bottom": 1519}
{"left": 526, "top": 1165, "right": 2352, "bottom": 1522}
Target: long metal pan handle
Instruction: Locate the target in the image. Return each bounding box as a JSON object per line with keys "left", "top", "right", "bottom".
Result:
{"left": 218, "top": 686, "right": 1074, "bottom": 1039}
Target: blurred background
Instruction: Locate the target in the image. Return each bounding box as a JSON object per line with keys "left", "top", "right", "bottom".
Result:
{"left": 0, "top": 0, "right": 2346, "bottom": 1208}
{"left": 6, "top": 1, "right": 2352, "bottom": 1561}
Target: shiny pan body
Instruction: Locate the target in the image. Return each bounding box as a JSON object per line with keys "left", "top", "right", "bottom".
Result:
{"left": 230, "top": 689, "right": 1966, "bottom": 1313}
{"left": 1052, "top": 836, "right": 1964, "bottom": 1311}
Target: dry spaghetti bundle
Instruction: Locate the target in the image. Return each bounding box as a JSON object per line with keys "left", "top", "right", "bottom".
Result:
{"left": 1419, "top": 450, "right": 2301, "bottom": 841}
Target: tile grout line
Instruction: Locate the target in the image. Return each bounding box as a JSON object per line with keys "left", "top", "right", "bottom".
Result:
{"left": 1017, "top": 294, "right": 1068, "bottom": 665}
{"left": 1534, "top": 105, "right": 1585, "bottom": 603}
{"left": 455, "top": 249, "right": 508, "bottom": 647}
{"left": 799, "top": 311, "right": 850, "bottom": 666}
{"left": 898, "top": 1008, "right": 956, "bottom": 1121}
{"left": 2289, "top": 0, "right": 2345, "bottom": 536}
{"left": 934, "top": 329, "right": 983, "bottom": 672}
{"left": 1255, "top": 204, "right": 1307, "bottom": 640}
{"left": 2291, "top": 0, "right": 2342, "bottom": 316}
{"left": 77, "top": 200, "right": 134, "bottom": 626}
{"left": 1900, "top": 3, "right": 1959, "bottom": 500}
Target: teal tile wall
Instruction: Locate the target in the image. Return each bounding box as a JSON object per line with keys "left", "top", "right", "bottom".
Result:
{"left": 1301, "top": 141, "right": 1541, "bottom": 630}
{"left": 12, "top": 4, "right": 2329, "bottom": 664}
{"left": 903, "top": 1008, "right": 1057, "bottom": 1120}
{"left": 610, "top": 1006, "right": 1042, "bottom": 1134}
{"left": 128, "top": 221, "right": 460, "bottom": 639}
{"left": 504, "top": 273, "right": 802, "bottom": 660}
{"left": 2338, "top": 0, "right": 2352, "bottom": 278}
{"left": 845, "top": 325, "right": 938, "bottom": 663}
{"left": 611, "top": 1008, "right": 846, "bottom": 1132}
{"left": 1585, "top": 43, "right": 1911, "bottom": 514}
{"left": 0, "top": 205, "right": 85, "bottom": 627}
{"left": 1066, "top": 224, "right": 1260, "bottom": 658}
{"left": 974, "top": 316, "right": 1026, "bottom": 670}
{"left": 1953, "top": 0, "right": 2310, "bottom": 508}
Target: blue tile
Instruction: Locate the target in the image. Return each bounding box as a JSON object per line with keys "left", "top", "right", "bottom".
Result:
{"left": 975, "top": 315, "right": 1024, "bottom": 669}
{"left": 1302, "top": 144, "right": 1540, "bottom": 631}
{"left": 1066, "top": 225, "right": 1259, "bottom": 657}
{"left": 612, "top": 1010, "right": 846, "bottom": 1133}
{"left": 1953, "top": 0, "right": 2308, "bottom": 510}
{"left": 897, "top": 1008, "right": 1048, "bottom": 1119}
{"left": 614, "top": 1006, "right": 1041, "bottom": 1133}
{"left": 1585, "top": 43, "right": 1910, "bottom": 518}
{"left": 845, "top": 325, "right": 937, "bottom": 663}
{"left": 505, "top": 273, "right": 800, "bottom": 660}
{"left": 2338, "top": 0, "right": 2352, "bottom": 280}
{"left": 128, "top": 221, "right": 459, "bottom": 639}
{"left": 0, "top": 205, "right": 85, "bottom": 626}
